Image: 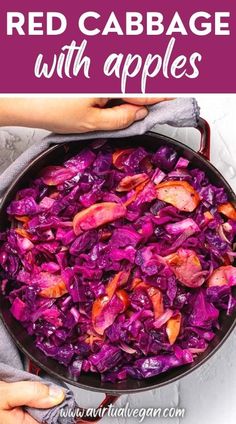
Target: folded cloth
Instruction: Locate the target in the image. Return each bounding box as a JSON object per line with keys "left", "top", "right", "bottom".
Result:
{"left": 0, "top": 97, "right": 200, "bottom": 423}
{"left": 0, "top": 98, "right": 200, "bottom": 197}
{"left": 0, "top": 320, "right": 76, "bottom": 424}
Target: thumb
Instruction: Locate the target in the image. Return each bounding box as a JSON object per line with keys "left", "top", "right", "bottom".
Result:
{"left": 1, "top": 381, "right": 65, "bottom": 410}
{"left": 90, "top": 103, "right": 148, "bottom": 131}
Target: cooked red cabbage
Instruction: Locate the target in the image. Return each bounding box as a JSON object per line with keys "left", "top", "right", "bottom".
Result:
{"left": 1, "top": 141, "right": 236, "bottom": 382}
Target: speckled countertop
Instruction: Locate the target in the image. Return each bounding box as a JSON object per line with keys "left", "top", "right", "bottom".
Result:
{"left": 0, "top": 96, "right": 235, "bottom": 424}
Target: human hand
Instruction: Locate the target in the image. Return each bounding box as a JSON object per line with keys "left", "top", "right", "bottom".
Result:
{"left": 0, "top": 97, "right": 170, "bottom": 133}
{"left": 0, "top": 380, "right": 65, "bottom": 424}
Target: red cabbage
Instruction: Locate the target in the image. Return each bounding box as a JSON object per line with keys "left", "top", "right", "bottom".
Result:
{"left": 7, "top": 197, "right": 39, "bottom": 216}
{"left": 1, "top": 140, "right": 236, "bottom": 383}
{"left": 152, "top": 146, "right": 178, "bottom": 171}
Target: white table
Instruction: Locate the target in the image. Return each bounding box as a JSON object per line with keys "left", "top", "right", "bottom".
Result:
{"left": 1, "top": 96, "right": 235, "bottom": 424}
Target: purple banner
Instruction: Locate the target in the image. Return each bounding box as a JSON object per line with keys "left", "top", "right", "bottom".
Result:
{"left": 0, "top": 0, "right": 235, "bottom": 93}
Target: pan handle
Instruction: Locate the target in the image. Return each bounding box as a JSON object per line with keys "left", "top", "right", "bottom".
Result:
{"left": 74, "top": 394, "right": 120, "bottom": 423}
{"left": 197, "top": 117, "right": 211, "bottom": 160}
{"left": 27, "top": 359, "right": 119, "bottom": 423}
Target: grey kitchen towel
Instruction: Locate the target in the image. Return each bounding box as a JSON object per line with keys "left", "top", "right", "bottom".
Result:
{"left": 0, "top": 97, "right": 200, "bottom": 423}
{"left": 0, "top": 320, "right": 76, "bottom": 424}
{"left": 0, "top": 97, "right": 200, "bottom": 197}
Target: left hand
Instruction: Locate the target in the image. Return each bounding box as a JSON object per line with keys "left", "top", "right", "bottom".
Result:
{"left": 0, "top": 380, "right": 65, "bottom": 424}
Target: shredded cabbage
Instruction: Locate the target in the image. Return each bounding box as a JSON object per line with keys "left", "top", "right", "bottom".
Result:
{"left": 1, "top": 141, "right": 236, "bottom": 382}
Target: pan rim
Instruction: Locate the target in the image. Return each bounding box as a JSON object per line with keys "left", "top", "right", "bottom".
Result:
{"left": 0, "top": 130, "right": 235, "bottom": 394}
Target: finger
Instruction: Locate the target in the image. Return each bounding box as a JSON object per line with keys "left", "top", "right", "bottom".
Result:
{"left": 89, "top": 103, "right": 148, "bottom": 131}
{"left": 1, "top": 382, "right": 65, "bottom": 410}
{"left": 0, "top": 409, "right": 40, "bottom": 424}
{"left": 123, "top": 97, "right": 174, "bottom": 106}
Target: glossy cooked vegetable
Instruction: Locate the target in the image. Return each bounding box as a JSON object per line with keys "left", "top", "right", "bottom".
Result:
{"left": 0, "top": 141, "right": 236, "bottom": 382}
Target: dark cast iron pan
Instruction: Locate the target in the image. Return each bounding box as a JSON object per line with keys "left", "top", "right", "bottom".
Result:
{"left": 0, "top": 119, "right": 236, "bottom": 422}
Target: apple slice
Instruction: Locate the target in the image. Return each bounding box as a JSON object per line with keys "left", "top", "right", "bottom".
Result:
{"left": 92, "top": 294, "right": 125, "bottom": 335}
{"left": 208, "top": 265, "right": 236, "bottom": 287}
{"left": 38, "top": 273, "right": 68, "bottom": 298}
{"left": 106, "top": 269, "right": 131, "bottom": 298}
{"left": 147, "top": 286, "right": 164, "bottom": 319}
{"left": 73, "top": 202, "right": 126, "bottom": 235}
{"left": 131, "top": 280, "right": 164, "bottom": 319}
{"left": 165, "top": 248, "right": 205, "bottom": 288}
{"left": 156, "top": 181, "right": 200, "bottom": 212}
{"left": 218, "top": 202, "right": 236, "bottom": 221}
{"left": 112, "top": 148, "right": 136, "bottom": 169}
{"left": 166, "top": 313, "right": 182, "bottom": 345}
{"left": 40, "top": 166, "right": 76, "bottom": 186}
{"left": 116, "top": 289, "right": 130, "bottom": 309}
{"left": 116, "top": 174, "right": 149, "bottom": 192}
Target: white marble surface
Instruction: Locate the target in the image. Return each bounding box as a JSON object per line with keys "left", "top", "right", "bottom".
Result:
{"left": 0, "top": 96, "right": 236, "bottom": 424}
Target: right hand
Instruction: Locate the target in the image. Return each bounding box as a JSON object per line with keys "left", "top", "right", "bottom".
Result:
{"left": 0, "top": 380, "right": 65, "bottom": 424}
{"left": 0, "top": 97, "right": 170, "bottom": 133}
